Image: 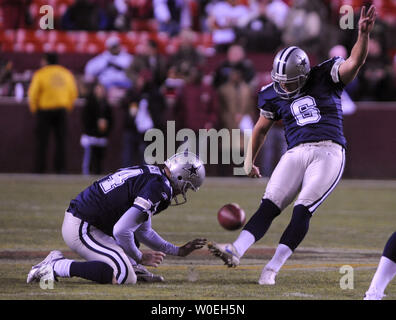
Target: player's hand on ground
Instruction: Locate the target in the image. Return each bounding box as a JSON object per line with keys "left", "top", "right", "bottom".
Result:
{"left": 178, "top": 238, "right": 207, "bottom": 257}
{"left": 358, "top": 5, "right": 376, "bottom": 35}
{"left": 141, "top": 251, "right": 166, "bottom": 267}
{"left": 247, "top": 165, "right": 262, "bottom": 178}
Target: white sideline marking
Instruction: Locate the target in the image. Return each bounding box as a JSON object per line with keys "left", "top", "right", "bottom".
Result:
{"left": 284, "top": 292, "right": 316, "bottom": 298}
{"left": 154, "top": 263, "right": 377, "bottom": 271}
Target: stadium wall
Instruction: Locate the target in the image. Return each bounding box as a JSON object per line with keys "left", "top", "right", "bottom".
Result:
{"left": 0, "top": 99, "right": 395, "bottom": 179}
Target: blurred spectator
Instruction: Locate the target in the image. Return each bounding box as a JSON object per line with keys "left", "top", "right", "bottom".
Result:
{"left": 339, "top": 8, "right": 391, "bottom": 56}
{"left": 80, "top": 82, "right": 113, "bottom": 175}
{"left": 85, "top": 36, "right": 133, "bottom": 105}
{"left": 121, "top": 71, "right": 166, "bottom": 167}
{"left": 356, "top": 37, "right": 395, "bottom": 101}
{"left": 109, "top": 0, "right": 154, "bottom": 31}
{"left": 236, "top": 0, "right": 282, "bottom": 52}
{"left": 206, "top": 0, "right": 251, "bottom": 52}
{"left": 112, "top": 0, "right": 130, "bottom": 30}
{"left": 282, "top": 0, "right": 330, "bottom": 57}
{"left": 174, "top": 66, "right": 219, "bottom": 171}
{"left": 174, "top": 66, "right": 219, "bottom": 132}
{"left": 168, "top": 29, "right": 205, "bottom": 79}
{"left": 264, "top": 0, "right": 290, "bottom": 31}
{"left": 129, "top": 0, "right": 155, "bottom": 31}
{"left": 1, "top": 0, "right": 32, "bottom": 29}
{"left": 28, "top": 53, "right": 78, "bottom": 174}
{"left": 335, "top": 7, "right": 394, "bottom": 101}
{"left": 62, "top": 0, "right": 110, "bottom": 31}
{"left": 391, "top": 54, "right": 396, "bottom": 100}
{"left": 214, "top": 45, "right": 256, "bottom": 175}
{"left": 213, "top": 44, "right": 255, "bottom": 88}
{"left": 216, "top": 64, "right": 255, "bottom": 176}
{"left": 153, "top": 0, "right": 192, "bottom": 37}
{"left": 130, "top": 0, "right": 154, "bottom": 19}
{"left": 161, "top": 65, "right": 185, "bottom": 121}
{"left": 217, "top": 66, "right": 255, "bottom": 131}
{"left": 128, "top": 38, "right": 168, "bottom": 88}
{"left": 0, "top": 54, "right": 13, "bottom": 96}
{"left": 198, "top": 0, "right": 212, "bottom": 32}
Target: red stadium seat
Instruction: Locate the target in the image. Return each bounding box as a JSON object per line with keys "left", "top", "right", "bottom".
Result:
{"left": 55, "top": 42, "right": 75, "bottom": 54}
{"left": 42, "top": 42, "right": 56, "bottom": 53}
{"left": 131, "top": 19, "right": 158, "bottom": 32}
{"left": 0, "top": 30, "right": 15, "bottom": 42}
{"left": 15, "top": 29, "right": 27, "bottom": 43}
{"left": 0, "top": 28, "right": 214, "bottom": 55}
{"left": 1, "top": 41, "right": 13, "bottom": 52}
{"left": 24, "top": 42, "right": 42, "bottom": 53}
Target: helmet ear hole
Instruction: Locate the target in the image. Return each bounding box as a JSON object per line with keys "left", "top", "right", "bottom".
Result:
{"left": 177, "top": 175, "right": 183, "bottom": 180}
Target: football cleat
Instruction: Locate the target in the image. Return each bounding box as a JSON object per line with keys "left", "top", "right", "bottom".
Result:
{"left": 27, "top": 250, "right": 64, "bottom": 283}
{"left": 258, "top": 267, "right": 277, "bottom": 285}
{"left": 134, "top": 264, "right": 164, "bottom": 283}
{"left": 363, "top": 288, "right": 385, "bottom": 300}
{"left": 27, "top": 264, "right": 56, "bottom": 284}
{"left": 207, "top": 242, "right": 240, "bottom": 267}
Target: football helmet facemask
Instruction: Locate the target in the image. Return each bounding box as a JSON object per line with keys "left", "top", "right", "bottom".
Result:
{"left": 271, "top": 46, "right": 310, "bottom": 100}
{"left": 164, "top": 152, "right": 205, "bottom": 205}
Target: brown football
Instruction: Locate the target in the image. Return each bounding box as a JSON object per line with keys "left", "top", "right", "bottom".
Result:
{"left": 217, "top": 203, "right": 246, "bottom": 231}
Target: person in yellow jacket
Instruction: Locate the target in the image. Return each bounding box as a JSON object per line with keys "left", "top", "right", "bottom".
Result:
{"left": 28, "top": 53, "right": 78, "bottom": 173}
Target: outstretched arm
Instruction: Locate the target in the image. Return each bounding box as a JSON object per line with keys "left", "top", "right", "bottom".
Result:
{"left": 113, "top": 207, "right": 165, "bottom": 267}
{"left": 135, "top": 219, "right": 206, "bottom": 257}
{"left": 339, "top": 5, "right": 376, "bottom": 85}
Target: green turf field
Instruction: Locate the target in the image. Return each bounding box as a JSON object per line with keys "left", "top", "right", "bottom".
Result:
{"left": 0, "top": 174, "right": 395, "bottom": 300}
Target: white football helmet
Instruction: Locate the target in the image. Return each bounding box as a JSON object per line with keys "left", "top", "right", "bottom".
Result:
{"left": 164, "top": 152, "right": 205, "bottom": 205}
{"left": 271, "top": 46, "right": 311, "bottom": 99}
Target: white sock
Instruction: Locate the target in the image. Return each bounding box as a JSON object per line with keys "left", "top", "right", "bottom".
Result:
{"left": 233, "top": 230, "right": 255, "bottom": 257}
{"left": 367, "top": 256, "right": 396, "bottom": 295}
{"left": 53, "top": 259, "right": 73, "bottom": 278}
{"left": 265, "top": 244, "right": 293, "bottom": 273}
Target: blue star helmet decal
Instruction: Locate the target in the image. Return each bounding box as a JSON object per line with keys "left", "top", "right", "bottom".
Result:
{"left": 183, "top": 164, "right": 200, "bottom": 177}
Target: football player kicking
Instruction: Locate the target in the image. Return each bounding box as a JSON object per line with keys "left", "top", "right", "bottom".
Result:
{"left": 364, "top": 232, "right": 396, "bottom": 300}
{"left": 27, "top": 152, "right": 207, "bottom": 285}
{"left": 209, "top": 5, "right": 376, "bottom": 285}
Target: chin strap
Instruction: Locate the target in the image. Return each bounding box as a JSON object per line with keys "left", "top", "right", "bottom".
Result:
{"left": 169, "top": 181, "right": 198, "bottom": 206}
{"left": 170, "top": 194, "right": 187, "bottom": 206}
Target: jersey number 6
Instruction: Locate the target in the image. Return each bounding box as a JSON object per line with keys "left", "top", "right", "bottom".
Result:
{"left": 290, "top": 96, "right": 321, "bottom": 126}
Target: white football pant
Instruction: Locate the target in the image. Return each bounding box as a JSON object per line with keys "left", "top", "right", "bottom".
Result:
{"left": 61, "top": 211, "right": 137, "bottom": 284}
{"left": 264, "top": 140, "right": 345, "bottom": 213}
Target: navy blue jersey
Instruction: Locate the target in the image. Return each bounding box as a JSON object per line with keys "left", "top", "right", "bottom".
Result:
{"left": 67, "top": 165, "right": 173, "bottom": 236}
{"left": 258, "top": 57, "right": 347, "bottom": 149}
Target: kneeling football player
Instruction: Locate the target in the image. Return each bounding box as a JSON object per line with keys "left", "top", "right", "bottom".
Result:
{"left": 27, "top": 152, "right": 206, "bottom": 285}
